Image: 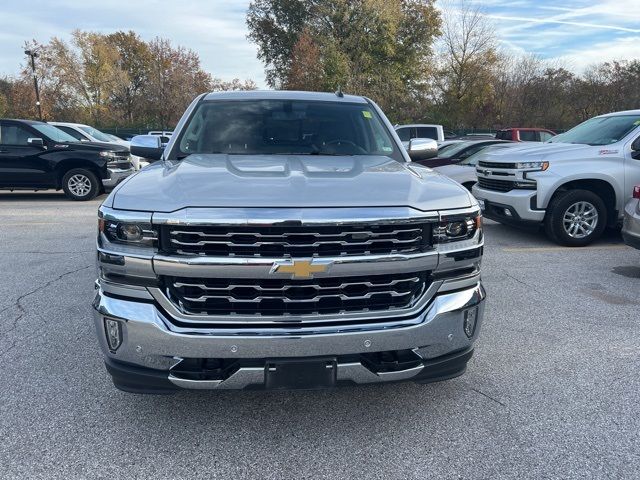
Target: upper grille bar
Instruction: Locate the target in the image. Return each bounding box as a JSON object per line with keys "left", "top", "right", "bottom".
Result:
{"left": 161, "top": 222, "right": 432, "bottom": 258}
{"left": 478, "top": 161, "right": 517, "bottom": 169}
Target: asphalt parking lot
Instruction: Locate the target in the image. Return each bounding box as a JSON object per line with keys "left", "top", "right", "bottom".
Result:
{"left": 1, "top": 191, "right": 639, "bottom": 479}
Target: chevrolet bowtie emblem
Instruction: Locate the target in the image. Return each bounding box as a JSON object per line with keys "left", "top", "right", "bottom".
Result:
{"left": 270, "top": 259, "right": 333, "bottom": 279}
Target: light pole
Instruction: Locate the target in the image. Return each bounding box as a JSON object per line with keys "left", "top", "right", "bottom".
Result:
{"left": 24, "top": 49, "right": 43, "bottom": 121}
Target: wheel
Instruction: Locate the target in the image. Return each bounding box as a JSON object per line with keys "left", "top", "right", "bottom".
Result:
{"left": 544, "top": 189, "right": 607, "bottom": 246}
{"left": 62, "top": 168, "right": 100, "bottom": 201}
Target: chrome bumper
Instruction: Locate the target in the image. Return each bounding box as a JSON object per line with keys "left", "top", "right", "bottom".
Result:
{"left": 92, "top": 281, "right": 485, "bottom": 389}
{"left": 102, "top": 166, "right": 135, "bottom": 189}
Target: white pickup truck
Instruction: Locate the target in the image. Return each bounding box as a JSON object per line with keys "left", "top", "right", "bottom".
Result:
{"left": 472, "top": 110, "right": 640, "bottom": 246}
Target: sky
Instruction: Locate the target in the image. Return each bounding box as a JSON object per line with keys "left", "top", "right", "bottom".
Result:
{"left": 0, "top": 0, "right": 638, "bottom": 88}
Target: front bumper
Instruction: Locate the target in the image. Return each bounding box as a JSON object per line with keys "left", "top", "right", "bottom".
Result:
{"left": 473, "top": 185, "right": 544, "bottom": 224}
{"left": 102, "top": 166, "right": 135, "bottom": 190}
{"left": 92, "top": 281, "right": 485, "bottom": 392}
{"left": 622, "top": 198, "right": 640, "bottom": 250}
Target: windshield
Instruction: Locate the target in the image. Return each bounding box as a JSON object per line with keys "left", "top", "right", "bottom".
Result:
{"left": 79, "top": 125, "right": 114, "bottom": 143}
{"left": 176, "top": 100, "right": 402, "bottom": 160}
{"left": 439, "top": 141, "right": 476, "bottom": 158}
{"left": 549, "top": 115, "right": 640, "bottom": 145}
{"left": 32, "top": 124, "right": 78, "bottom": 143}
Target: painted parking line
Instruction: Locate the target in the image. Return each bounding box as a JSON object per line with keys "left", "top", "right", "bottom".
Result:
{"left": 502, "top": 244, "right": 628, "bottom": 253}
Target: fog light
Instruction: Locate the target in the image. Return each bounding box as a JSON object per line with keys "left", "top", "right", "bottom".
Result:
{"left": 463, "top": 308, "right": 478, "bottom": 338}
{"left": 503, "top": 208, "right": 512, "bottom": 217}
{"left": 104, "top": 318, "right": 123, "bottom": 351}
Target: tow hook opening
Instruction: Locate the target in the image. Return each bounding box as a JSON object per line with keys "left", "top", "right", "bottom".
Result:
{"left": 359, "top": 349, "right": 423, "bottom": 374}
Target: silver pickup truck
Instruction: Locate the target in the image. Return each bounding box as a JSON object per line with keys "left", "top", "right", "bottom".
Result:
{"left": 93, "top": 91, "right": 485, "bottom": 393}
{"left": 473, "top": 110, "right": 640, "bottom": 246}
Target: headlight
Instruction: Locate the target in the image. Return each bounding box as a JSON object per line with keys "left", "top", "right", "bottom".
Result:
{"left": 98, "top": 217, "right": 157, "bottom": 247}
{"left": 99, "top": 151, "right": 118, "bottom": 158}
{"left": 517, "top": 161, "right": 549, "bottom": 171}
{"left": 434, "top": 210, "right": 482, "bottom": 243}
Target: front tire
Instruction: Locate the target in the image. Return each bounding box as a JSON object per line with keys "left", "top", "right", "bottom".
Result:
{"left": 544, "top": 189, "right": 607, "bottom": 246}
{"left": 62, "top": 168, "right": 100, "bottom": 201}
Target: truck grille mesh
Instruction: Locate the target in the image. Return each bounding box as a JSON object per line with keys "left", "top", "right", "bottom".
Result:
{"left": 161, "top": 223, "right": 432, "bottom": 258}
{"left": 164, "top": 272, "right": 428, "bottom": 317}
{"left": 478, "top": 161, "right": 517, "bottom": 169}
{"left": 477, "top": 177, "right": 515, "bottom": 192}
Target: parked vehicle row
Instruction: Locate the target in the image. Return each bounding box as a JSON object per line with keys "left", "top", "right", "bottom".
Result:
{"left": 395, "top": 124, "right": 557, "bottom": 145}
{"left": 0, "top": 119, "right": 134, "bottom": 200}
{"left": 472, "top": 110, "right": 640, "bottom": 246}
{"left": 50, "top": 122, "right": 146, "bottom": 170}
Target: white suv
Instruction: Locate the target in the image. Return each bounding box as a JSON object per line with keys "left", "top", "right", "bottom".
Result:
{"left": 472, "top": 110, "right": 640, "bottom": 246}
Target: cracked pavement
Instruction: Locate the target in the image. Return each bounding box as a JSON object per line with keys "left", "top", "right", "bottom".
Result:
{"left": 1, "top": 191, "right": 639, "bottom": 479}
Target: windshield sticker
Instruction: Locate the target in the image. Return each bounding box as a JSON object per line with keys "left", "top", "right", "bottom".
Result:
{"left": 362, "top": 110, "right": 372, "bottom": 119}
{"left": 598, "top": 149, "right": 618, "bottom": 155}
{"left": 634, "top": 120, "right": 640, "bottom": 126}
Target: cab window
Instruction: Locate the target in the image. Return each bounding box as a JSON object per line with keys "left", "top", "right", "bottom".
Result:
{"left": 519, "top": 130, "right": 538, "bottom": 142}
{"left": 415, "top": 126, "right": 437, "bottom": 140}
{"left": 56, "top": 126, "right": 86, "bottom": 141}
{"left": 396, "top": 127, "right": 412, "bottom": 142}
{"left": 0, "top": 123, "right": 32, "bottom": 146}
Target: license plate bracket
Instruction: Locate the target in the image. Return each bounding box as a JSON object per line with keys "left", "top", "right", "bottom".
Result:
{"left": 265, "top": 357, "right": 337, "bottom": 390}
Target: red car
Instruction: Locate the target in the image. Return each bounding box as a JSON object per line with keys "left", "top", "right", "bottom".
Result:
{"left": 495, "top": 128, "right": 556, "bottom": 142}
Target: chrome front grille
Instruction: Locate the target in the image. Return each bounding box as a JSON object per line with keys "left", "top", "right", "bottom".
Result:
{"left": 164, "top": 272, "right": 428, "bottom": 317}
{"left": 161, "top": 223, "right": 432, "bottom": 257}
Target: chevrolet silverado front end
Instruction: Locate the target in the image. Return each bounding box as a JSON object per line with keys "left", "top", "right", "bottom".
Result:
{"left": 92, "top": 91, "right": 485, "bottom": 393}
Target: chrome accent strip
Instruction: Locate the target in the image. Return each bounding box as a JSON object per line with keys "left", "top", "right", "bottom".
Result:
{"left": 99, "top": 206, "right": 152, "bottom": 224}
{"left": 99, "top": 279, "right": 154, "bottom": 300}
{"left": 437, "top": 270, "right": 481, "bottom": 293}
{"left": 168, "top": 363, "right": 424, "bottom": 389}
{"left": 152, "top": 206, "right": 439, "bottom": 226}
{"left": 147, "top": 281, "right": 442, "bottom": 325}
{"left": 152, "top": 250, "right": 439, "bottom": 279}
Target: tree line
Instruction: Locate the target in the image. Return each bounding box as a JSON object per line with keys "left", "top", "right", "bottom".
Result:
{"left": 0, "top": 31, "right": 256, "bottom": 129}
{"left": 247, "top": 0, "right": 640, "bottom": 131}
{"left": 1, "top": 1, "right": 638, "bottom": 131}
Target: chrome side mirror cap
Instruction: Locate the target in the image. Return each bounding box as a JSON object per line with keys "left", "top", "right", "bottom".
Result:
{"left": 27, "top": 137, "right": 44, "bottom": 147}
{"left": 130, "top": 135, "right": 164, "bottom": 161}
{"left": 407, "top": 138, "right": 438, "bottom": 161}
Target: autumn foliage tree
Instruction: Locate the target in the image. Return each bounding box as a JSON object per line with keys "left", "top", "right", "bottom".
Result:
{"left": 2, "top": 31, "right": 256, "bottom": 128}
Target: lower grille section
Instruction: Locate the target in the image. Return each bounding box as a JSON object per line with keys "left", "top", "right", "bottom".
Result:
{"left": 164, "top": 272, "right": 428, "bottom": 317}
{"left": 477, "top": 177, "right": 516, "bottom": 192}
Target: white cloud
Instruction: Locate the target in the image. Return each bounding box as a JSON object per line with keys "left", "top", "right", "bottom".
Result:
{"left": 554, "top": 35, "right": 640, "bottom": 72}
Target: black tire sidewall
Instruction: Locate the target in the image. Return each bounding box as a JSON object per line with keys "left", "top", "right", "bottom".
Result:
{"left": 545, "top": 190, "right": 607, "bottom": 246}
{"left": 62, "top": 169, "right": 99, "bottom": 201}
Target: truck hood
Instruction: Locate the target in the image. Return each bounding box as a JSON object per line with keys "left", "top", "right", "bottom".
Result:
{"left": 111, "top": 154, "right": 472, "bottom": 212}
{"left": 476, "top": 142, "right": 595, "bottom": 162}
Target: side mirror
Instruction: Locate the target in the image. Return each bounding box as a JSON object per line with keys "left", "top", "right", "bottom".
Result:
{"left": 130, "top": 135, "right": 164, "bottom": 161}
{"left": 27, "top": 137, "right": 44, "bottom": 147}
{"left": 407, "top": 138, "right": 438, "bottom": 161}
